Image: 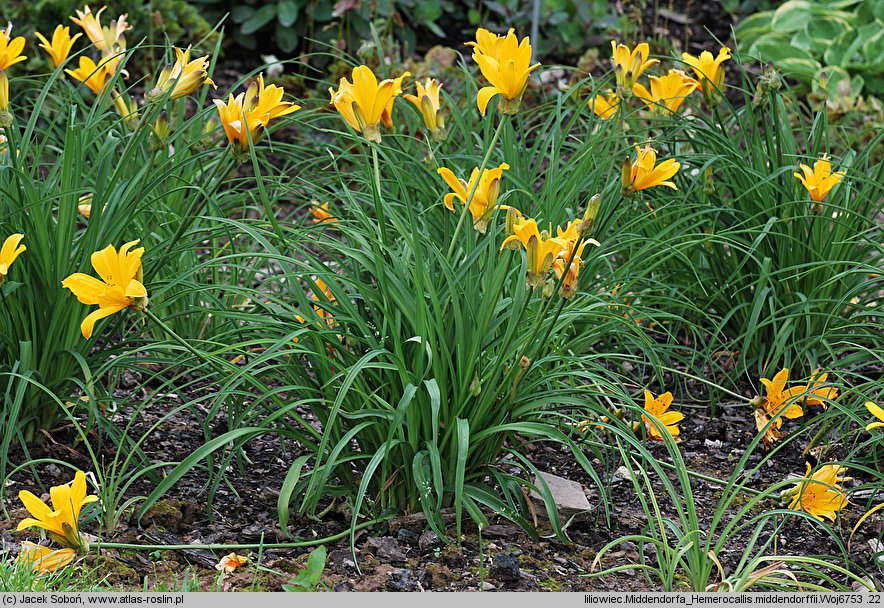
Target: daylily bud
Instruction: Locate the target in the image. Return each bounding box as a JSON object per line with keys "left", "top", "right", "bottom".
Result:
{"left": 542, "top": 278, "right": 555, "bottom": 298}
{"left": 353, "top": 102, "right": 380, "bottom": 143}
{"left": 149, "top": 111, "right": 169, "bottom": 151}
{"left": 621, "top": 156, "right": 634, "bottom": 196}
{"left": 703, "top": 166, "right": 715, "bottom": 195}
{"left": 526, "top": 234, "right": 540, "bottom": 288}
{"left": 0, "top": 70, "right": 11, "bottom": 127}
{"left": 519, "top": 356, "right": 530, "bottom": 369}
{"left": 578, "top": 194, "right": 601, "bottom": 237}
{"left": 419, "top": 95, "right": 438, "bottom": 131}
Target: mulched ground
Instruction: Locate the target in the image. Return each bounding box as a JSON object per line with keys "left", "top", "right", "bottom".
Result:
{"left": 2, "top": 385, "right": 880, "bottom": 592}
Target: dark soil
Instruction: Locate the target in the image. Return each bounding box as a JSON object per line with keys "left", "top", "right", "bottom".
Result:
{"left": 2, "top": 388, "right": 880, "bottom": 592}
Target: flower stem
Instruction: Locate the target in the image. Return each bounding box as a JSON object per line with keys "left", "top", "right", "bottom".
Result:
{"left": 445, "top": 115, "right": 509, "bottom": 261}
{"left": 370, "top": 144, "right": 388, "bottom": 245}
{"left": 94, "top": 515, "right": 393, "bottom": 552}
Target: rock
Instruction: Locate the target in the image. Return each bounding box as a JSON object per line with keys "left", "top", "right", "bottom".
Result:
{"left": 482, "top": 581, "right": 496, "bottom": 591}
{"left": 489, "top": 552, "right": 520, "bottom": 584}
{"left": 529, "top": 471, "right": 591, "bottom": 523}
{"left": 418, "top": 530, "right": 442, "bottom": 552}
{"left": 482, "top": 524, "right": 523, "bottom": 540}
{"left": 364, "top": 537, "right": 406, "bottom": 563}
{"left": 704, "top": 439, "right": 723, "bottom": 449}
{"left": 423, "top": 563, "right": 453, "bottom": 588}
{"left": 613, "top": 466, "right": 635, "bottom": 481}
{"left": 396, "top": 528, "right": 420, "bottom": 546}
{"left": 386, "top": 568, "right": 422, "bottom": 591}
{"left": 327, "top": 548, "right": 360, "bottom": 574}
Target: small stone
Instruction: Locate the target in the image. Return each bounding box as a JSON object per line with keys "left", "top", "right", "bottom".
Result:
{"left": 386, "top": 568, "right": 421, "bottom": 591}
{"left": 529, "top": 471, "right": 591, "bottom": 523}
{"left": 364, "top": 537, "right": 406, "bottom": 564}
{"left": 418, "top": 530, "right": 441, "bottom": 552}
{"left": 396, "top": 528, "right": 420, "bottom": 546}
{"left": 482, "top": 524, "right": 522, "bottom": 540}
{"left": 614, "top": 466, "right": 635, "bottom": 481}
{"left": 482, "top": 582, "right": 496, "bottom": 591}
{"left": 489, "top": 552, "right": 520, "bottom": 583}
{"left": 423, "top": 563, "right": 453, "bottom": 588}
{"left": 704, "top": 439, "right": 723, "bottom": 449}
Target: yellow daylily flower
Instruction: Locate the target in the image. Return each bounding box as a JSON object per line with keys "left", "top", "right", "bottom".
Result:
{"left": 642, "top": 390, "right": 683, "bottom": 441}
{"left": 215, "top": 553, "right": 249, "bottom": 574}
{"left": 65, "top": 55, "right": 114, "bottom": 95}
{"left": 18, "top": 542, "right": 76, "bottom": 572}
{"left": 0, "top": 233, "right": 26, "bottom": 279}
{"left": 0, "top": 23, "right": 27, "bottom": 70}
{"left": 754, "top": 408, "right": 785, "bottom": 450}
{"left": 589, "top": 89, "right": 620, "bottom": 119}
{"left": 757, "top": 368, "right": 806, "bottom": 428}
{"left": 794, "top": 156, "right": 845, "bottom": 203}
{"left": 788, "top": 463, "right": 850, "bottom": 523}
{"left": 437, "top": 162, "right": 509, "bottom": 234}
{"left": 328, "top": 65, "right": 410, "bottom": 143}
{"left": 147, "top": 46, "right": 216, "bottom": 101}
{"left": 17, "top": 471, "right": 98, "bottom": 550}
{"left": 500, "top": 217, "right": 567, "bottom": 289}
{"left": 552, "top": 219, "right": 599, "bottom": 299}
{"left": 467, "top": 28, "right": 540, "bottom": 115}
{"left": 621, "top": 144, "right": 680, "bottom": 195}
{"left": 310, "top": 201, "right": 336, "bottom": 224}
{"left": 213, "top": 74, "right": 299, "bottom": 159}
{"left": 61, "top": 240, "right": 147, "bottom": 339}
{"left": 682, "top": 47, "right": 730, "bottom": 104}
{"left": 632, "top": 69, "right": 698, "bottom": 115}
{"left": 865, "top": 402, "right": 884, "bottom": 431}
{"left": 610, "top": 41, "right": 658, "bottom": 95}
{"left": 403, "top": 78, "right": 446, "bottom": 140}
{"left": 35, "top": 25, "right": 81, "bottom": 69}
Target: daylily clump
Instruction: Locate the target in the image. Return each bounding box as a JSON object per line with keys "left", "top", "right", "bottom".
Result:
{"left": 468, "top": 28, "right": 539, "bottom": 115}
{"left": 642, "top": 390, "right": 683, "bottom": 441}
{"left": 786, "top": 463, "right": 850, "bottom": 523}
{"left": 328, "top": 65, "right": 409, "bottom": 143}
{"left": 794, "top": 156, "right": 846, "bottom": 203}
{"left": 61, "top": 240, "right": 148, "bottom": 339}
{"left": 17, "top": 470, "right": 98, "bottom": 552}
{"left": 437, "top": 162, "right": 509, "bottom": 233}
{"left": 621, "top": 144, "right": 680, "bottom": 195}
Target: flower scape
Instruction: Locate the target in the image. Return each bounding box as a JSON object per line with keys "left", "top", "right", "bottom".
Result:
{"left": 0, "top": 6, "right": 881, "bottom": 594}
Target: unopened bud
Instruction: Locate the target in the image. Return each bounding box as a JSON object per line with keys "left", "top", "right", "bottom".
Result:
{"left": 578, "top": 194, "right": 601, "bottom": 236}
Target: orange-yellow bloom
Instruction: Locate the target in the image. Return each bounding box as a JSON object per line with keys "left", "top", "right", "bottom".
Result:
{"left": 754, "top": 409, "right": 785, "bottom": 450}
{"left": 611, "top": 41, "right": 658, "bottom": 94}
{"left": 788, "top": 463, "right": 850, "bottom": 522}
{"left": 552, "top": 219, "right": 599, "bottom": 299}
{"left": 310, "top": 202, "right": 336, "bottom": 224}
{"left": 17, "top": 471, "right": 98, "bottom": 550}
{"left": 757, "top": 368, "right": 806, "bottom": 428}
{"left": 403, "top": 78, "right": 446, "bottom": 139}
{"left": 590, "top": 89, "right": 619, "bottom": 119}
{"left": 794, "top": 156, "right": 845, "bottom": 203}
{"left": 328, "top": 65, "right": 410, "bottom": 143}
{"left": 61, "top": 240, "right": 147, "bottom": 339}
{"left": 0, "top": 23, "right": 27, "bottom": 70}
{"left": 147, "top": 46, "right": 216, "bottom": 101}
{"left": 0, "top": 233, "right": 26, "bottom": 279}
{"left": 467, "top": 28, "right": 540, "bottom": 115}
{"left": 632, "top": 69, "right": 698, "bottom": 115}
{"left": 682, "top": 47, "right": 730, "bottom": 104}
{"left": 70, "top": 5, "right": 128, "bottom": 55}
{"left": 866, "top": 402, "right": 884, "bottom": 431}
{"left": 65, "top": 55, "right": 114, "bottom": 95}
{"left": 18, "top": 542, "right": 76, "bottom": 572}
{"left": 500, "top": 217, "right": 568, "bottom": 289}
{"left": 437, "top": 162, "right": 509, "bottom": 233}
{"left": 213, "top": 74, "right": 299, "bottom": 158}
{"left": 35, "top": 25, "right": 81, "bottom": 69}
{"left": 621, "top": 144, "right": 680, "bottom": 195}
{"left": 642, "top": 390, "right": 683, "bottom": 441}
{"left": 215, "top": 553, "right": 249, "bottom": 574}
